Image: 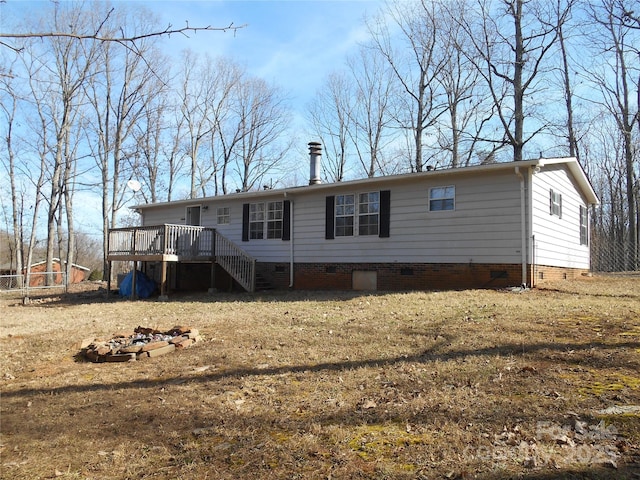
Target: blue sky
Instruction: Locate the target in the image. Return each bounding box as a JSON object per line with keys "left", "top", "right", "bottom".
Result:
{"left": 2, "top": 0, "right": 382, "bottom": 124}
{"left": 137, "top": 0, "right": 381, "bottom": 119}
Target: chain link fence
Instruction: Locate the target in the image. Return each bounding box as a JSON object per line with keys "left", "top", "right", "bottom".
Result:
{"left": 591, "top": 237, "right": 639, "bottom": 273}
{"left": 0, "top": 272, "right": 68, "bottom": 295}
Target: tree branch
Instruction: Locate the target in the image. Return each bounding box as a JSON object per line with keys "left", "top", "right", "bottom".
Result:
{"left": 0, "top": 22, "right": 246, "bottom": 49}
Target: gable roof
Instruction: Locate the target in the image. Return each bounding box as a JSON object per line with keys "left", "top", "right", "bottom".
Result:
{"left": 133, "top": 157, "right": 599, "bottom": 210}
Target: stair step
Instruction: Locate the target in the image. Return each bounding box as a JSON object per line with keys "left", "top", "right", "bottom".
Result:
{"left": 255, "top": 273, "right": 273, "bottom": 291}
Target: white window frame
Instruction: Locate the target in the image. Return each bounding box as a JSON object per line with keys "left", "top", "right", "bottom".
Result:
{"left": 429, "top": 186, "right": 455, "bottom": 212}
{"left": 249, "top": 203, "right": 264, "bottom": 239}
{"left": 266, "top": 201, "right": 283, "bottom": 239}
{"left": 333, "top": 192, "right": 381, "bottom": 237}
{"left": 550, "top": 189, "right": 562, "bottom": 218}
{"left": 579, "top": 205, "right": 588, "bottom": 245}
{"left": 216, "top": 206, "right": 230, "bottom": 225}
{"left": 335, "top": 194, "right": 355, "bottom": 237}
{"left": 358, "top": 191, "right": 380, "bottom": 236}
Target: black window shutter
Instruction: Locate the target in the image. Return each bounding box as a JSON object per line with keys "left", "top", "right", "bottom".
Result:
{"left": 325, "top": 196, "right": 335, "bottom": 240}
{"left": 242, "top": 203, "right": 249, "bottom": 242}
{"left": 282, "top": 200, "right": 291, "bottom": 241}
{"left": 379, "top": 190, "right": 390, "bottom": 238}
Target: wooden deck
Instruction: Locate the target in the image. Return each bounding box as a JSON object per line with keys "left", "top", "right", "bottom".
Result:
{"left": 107, "top": 224, "right": 256, "bottom": 294}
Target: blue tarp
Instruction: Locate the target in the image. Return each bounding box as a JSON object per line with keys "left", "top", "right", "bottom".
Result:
{"left": 119, "top": 270, "right": 156, "bottom": 298}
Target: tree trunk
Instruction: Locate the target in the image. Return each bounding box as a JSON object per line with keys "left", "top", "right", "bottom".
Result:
{"left": 512, "top": 0, "right": 524, "bottom": 162}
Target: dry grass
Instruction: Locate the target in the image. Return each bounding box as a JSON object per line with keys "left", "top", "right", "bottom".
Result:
{"left": 1, "top": 275, "right": 639, "bottom": 479}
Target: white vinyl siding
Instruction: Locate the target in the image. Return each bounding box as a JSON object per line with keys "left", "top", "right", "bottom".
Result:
{"left": 294, "top": 171, "right": 522, "bottom": 264}
{"left": 141, "top": 205, "right": 188, "bottom": 226}
{"left": 143, "top": 172, "right": 522, "bottom": 264}
{"left": 532, "top": 165, "right": 590, "bottom": 269}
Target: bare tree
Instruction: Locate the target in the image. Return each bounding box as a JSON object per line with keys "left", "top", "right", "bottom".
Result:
{"left": 24, "top": 3, "right": 102, "bottom": 284}
{"left": 177, "top": 51, "right": 220, "bottom": 198}
{"left": 0, "top": 56, "right": 23, "bottom": 284}
{"left": 131, "top": 74, "right": 172, "bottom": 204}
{"left": 163, "top": 103, "right": 189, "bottom": 202}
{"left": 556, "top": 2, "right": 580, "bottom": 160}
{"left": 457, "top": 0, "right": 571, "bottom": 162}
{"left": 84, "top": 5, "right": 165, "bottom": 278}
{"left": 346, "top": 45, "right": 398, "bottom": 177}
{"left": 434, "top": 0, "right": 497, "bottom": 167}
{"left": 368, "top": 0, "right": 449, "bottom": 172}
{"left": 0, "top": 7, "right": 243, "bottom": 52}
{"left": 196, "top": 57, "right": 243, "bottom": 196}
{"left": 231, "top": 77, "right": 291, "bottom": 192}
{"left": 1, "top": 0, "right": 245, "bottom": 283}
{"left": 583, "top": 0, "right": 639, "bottom": 269}
{"left": 583, "top": 113, "right": 633, "bottom": 270}
{"left": 14, "top": 44, "right": 53, "bottom": 290}
{"left": 307, "top": 71, "right": 355, "bottom": 182}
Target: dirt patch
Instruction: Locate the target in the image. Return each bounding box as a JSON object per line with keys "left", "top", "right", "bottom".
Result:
{"left": 1, "top": 275, "right": 639, "bottom": 479}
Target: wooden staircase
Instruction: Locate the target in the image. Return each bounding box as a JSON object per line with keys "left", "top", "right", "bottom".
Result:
{"left": 213, "top": 231, "right": 256, "bottom": 293}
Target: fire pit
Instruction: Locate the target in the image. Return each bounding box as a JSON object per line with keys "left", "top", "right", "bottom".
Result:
{"left": 81, "top": 326, "right": 201, "bottom": 362}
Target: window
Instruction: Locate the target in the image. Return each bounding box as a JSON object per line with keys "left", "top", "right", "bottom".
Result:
{"left": 326, "top": 191, "right": 390, "bottom": 240}
{"left": 267, "top": 201, "right": 283, "bottom": 239}
{"left": 429, "top": 186, "right": 455, "bottom": 211}
{"left": 216, "top": 207, "right": 230, "bottom": 225}
{"left": 335, "top": 194, "right": 355, "bottom": 236}
{"left": 550, "top": 189, "right": 562, "bottom": 217}
{"left": 242, "top": 201, "right": 290, "bottom": 242}
{"left": 580, "top": 205, "right": 588, "bottom": 245}
{"left": 358, "top": 192, "right": 380, "bottom": 236}
{"left": 249, "top": 203, "right": 264, "bottom": 239}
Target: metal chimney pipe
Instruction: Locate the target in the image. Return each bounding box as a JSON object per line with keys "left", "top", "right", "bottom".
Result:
{"left": 308, "top": 141, "right": 322, "bottom": 185}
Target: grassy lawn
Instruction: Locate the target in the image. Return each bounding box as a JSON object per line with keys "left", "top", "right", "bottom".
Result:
{"left": 1, "top": 275, "right": 639, "bottom": 479}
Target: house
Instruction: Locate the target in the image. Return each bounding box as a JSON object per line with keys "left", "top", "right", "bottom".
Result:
{"left": 26, "top": 258, "right": 90, "bottom": 286}
{"left": 107, "top": 143, "right": 599, "bottom": 296}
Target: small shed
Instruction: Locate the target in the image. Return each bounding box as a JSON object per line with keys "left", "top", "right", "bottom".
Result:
{"left": 26, "top": 258, "right": 90, "bottom": 286}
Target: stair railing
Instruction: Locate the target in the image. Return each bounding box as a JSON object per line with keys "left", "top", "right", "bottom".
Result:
{"left": 214, "top": 231, "right": 256, "bottom": 293}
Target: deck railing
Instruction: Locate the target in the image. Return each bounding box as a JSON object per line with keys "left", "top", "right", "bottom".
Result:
{"left": 108, "top": 224, "right": 215, "bottom": 258}
{"left": 108, "top": 224, "right": 256, "bottom": 292}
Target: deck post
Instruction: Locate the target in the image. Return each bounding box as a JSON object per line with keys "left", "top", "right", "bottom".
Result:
{"left": 106, "top": 260, "right": 111, "bottom": 299}
{"left": 159, "top": 260, "right": 168, "bottom": 301}
{"left": 131, "top": 233, "right": 138, "bottom": 300}
{"left": 131, "top": 262, "right": 137, "bottom": 300}
{"left": 208, "top": 229, "right": 216, "bottom": 294}
{"left": 163, "top": 224, "right": 169, "bottom": 254}
{"left": 209, "top": 262, "right": 216, "bottom": 294}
